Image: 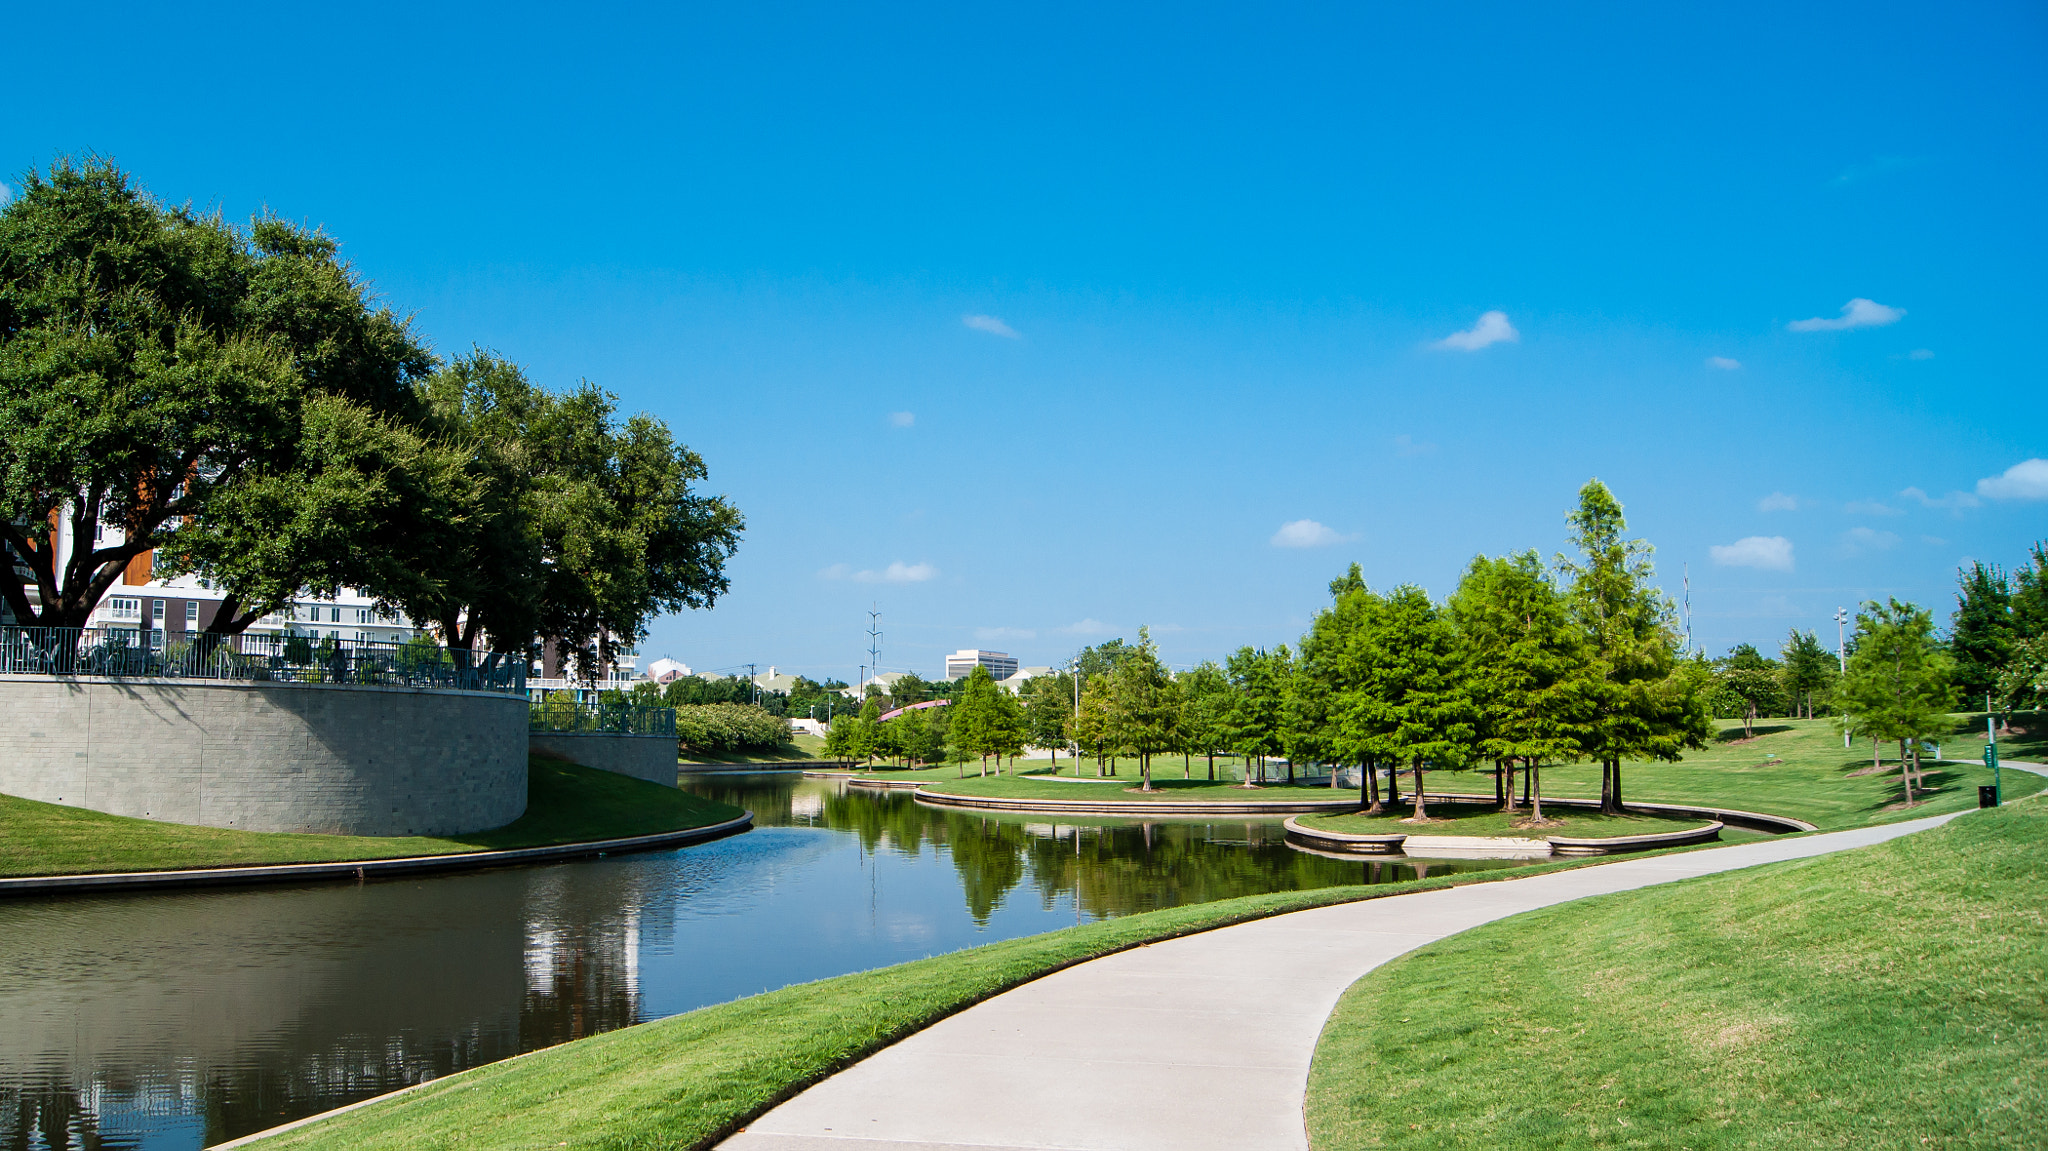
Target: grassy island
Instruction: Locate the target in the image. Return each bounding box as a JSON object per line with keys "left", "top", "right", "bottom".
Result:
{"left": 1306, "top": 796, "right": 2048, "bottom": 1149}
{"left": 1295, "top": 802, "right": 1717, "bottom": 839}
{"left": 0, "top": 756, "right": 744, "bottom": 878}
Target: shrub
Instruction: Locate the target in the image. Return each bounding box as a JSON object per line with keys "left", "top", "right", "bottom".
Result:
{"left": 675, "top": 703, "right": 791, "bottom": 754}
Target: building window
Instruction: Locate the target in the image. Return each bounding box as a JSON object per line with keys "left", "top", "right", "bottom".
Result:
{"left": 185, "top": 602, "right": 199, "bottom": 625}
{"left": 107, "top": 597, "right": 141, "bottom": 621}
{"left": 152, "top": 601, "right": 166, "bottom": 630}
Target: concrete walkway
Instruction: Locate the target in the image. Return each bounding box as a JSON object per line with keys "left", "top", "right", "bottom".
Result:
{"left": 721, "top": 812, "right": 1968, "bottom": 1151}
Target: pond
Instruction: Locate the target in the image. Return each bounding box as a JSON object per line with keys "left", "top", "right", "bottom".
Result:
{"left": 0, "top": 772, "right": 1517, "bottom": 1149}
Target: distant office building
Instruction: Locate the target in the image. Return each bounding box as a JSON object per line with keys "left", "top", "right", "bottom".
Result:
{"left": 945, "top": 649, "right": 1019, "bottom": 681}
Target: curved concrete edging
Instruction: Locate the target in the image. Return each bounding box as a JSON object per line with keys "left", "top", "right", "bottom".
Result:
{"left": 720, "top": 810, "right": 1974, "bottom": 1151}
{"left": 1283, "top": 812, "right": 1727, "bottom": 857}
{"left": 1548, "top": 821, "right": 1723, "bottom": 855}
{"left": 0, "top": 812, "right": 754, "bottom": 898}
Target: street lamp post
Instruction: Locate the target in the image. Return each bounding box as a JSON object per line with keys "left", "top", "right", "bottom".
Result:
{"left": 1834, "top": 606, "right": 1850, "bottom": 750}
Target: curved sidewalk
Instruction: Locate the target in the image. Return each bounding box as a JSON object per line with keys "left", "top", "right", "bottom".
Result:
{"left": 721, "top": 811, "right": 1966, "bottom": 1151}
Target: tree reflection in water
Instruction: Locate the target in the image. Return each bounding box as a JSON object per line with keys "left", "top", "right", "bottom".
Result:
{"left": 1, "top": 773, "right": 1508, "bottom": 1151}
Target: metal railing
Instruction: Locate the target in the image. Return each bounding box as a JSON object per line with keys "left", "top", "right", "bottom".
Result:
{"left": 0, "top": 626, "right": 527, "bottom": 695}
{"left": 529, "top": 699, "right": 677, "bottom": 737}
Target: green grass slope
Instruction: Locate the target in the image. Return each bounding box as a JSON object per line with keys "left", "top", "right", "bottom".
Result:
{"left": 0, "top": 757, "right": 743, "bottom": 877}
{"left": 1307, "top": 798, "right": 2048, "bottom": 1149}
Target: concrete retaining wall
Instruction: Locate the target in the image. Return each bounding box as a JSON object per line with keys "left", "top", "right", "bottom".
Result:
{"left": 0, "top": 676, "right": 527, "bottom": 836}
{"left": 529, "top": 732, "right": 677, "bottom": 786}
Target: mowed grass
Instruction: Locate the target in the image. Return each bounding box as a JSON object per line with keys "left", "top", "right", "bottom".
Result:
{"left": 1298, "top": 802, "right": 1715, "bottom": 839}
{"left": 678, "top": 734, "right": 831, "bottom": 765}
{"left": 1305, "top": 795, "right": 2048, "bottom": 1150}
{"left": 925, "top": 771, "right": 1350, "bottom": 802}
{"left": 0, "top": 757, "right": 744, "bottom": 877}
{"left": 1417, "top": 716, "right": 2042, "bottom": 831}
{"left": 244, "top": 853, "right": 1645, "bottom": 1151}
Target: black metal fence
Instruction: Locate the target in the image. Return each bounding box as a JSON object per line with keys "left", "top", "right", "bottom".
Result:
{"left": 0, "top": 626, "right": 527, "bottom": 695}
{"left": 528, "top": 698, "right": 678, "bottom": 737}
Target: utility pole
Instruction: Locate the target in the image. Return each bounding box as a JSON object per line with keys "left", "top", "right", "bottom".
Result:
{"left": 748, "top": 662, "right": 758, "bottom": 706}
{"left": 1682, "top": 563, "right": 1692, "bottom": 654}
{"left": 866, "top": 604, "right": 883, "bottom": 695}
{"left": 1834, "top": 606, "right": 1850, "bottom": 749}
{"left": 1987, "top": 691, "right": 2001, "bottom": 804}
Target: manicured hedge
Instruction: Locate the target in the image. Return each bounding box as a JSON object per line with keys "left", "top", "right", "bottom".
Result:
{"left": 674, "top": 703, "right": 791, "bottom": 753}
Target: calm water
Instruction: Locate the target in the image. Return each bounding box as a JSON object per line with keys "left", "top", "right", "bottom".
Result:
{"left": 0, "top": 773, "right": 1513, "bottom": 1149}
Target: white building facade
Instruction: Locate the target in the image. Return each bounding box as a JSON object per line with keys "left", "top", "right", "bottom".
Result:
{"left": 944, "top": 649, "right": 1019, "bottom": 681}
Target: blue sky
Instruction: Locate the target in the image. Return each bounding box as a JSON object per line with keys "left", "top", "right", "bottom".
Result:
{"left": 6, "top": 2, "right": 2044, "bottom": 680}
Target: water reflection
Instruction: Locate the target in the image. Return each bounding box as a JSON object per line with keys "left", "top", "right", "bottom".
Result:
{"left": 0, "top": 773, "right": 1511, "bottom": 1149}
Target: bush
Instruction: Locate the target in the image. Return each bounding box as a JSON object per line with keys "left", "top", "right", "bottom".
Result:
{"left": 675, "top": 703, "right": 791, "bottom": 754}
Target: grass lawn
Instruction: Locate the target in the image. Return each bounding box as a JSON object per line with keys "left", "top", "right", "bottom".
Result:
{"left": 0, "top": 757, "right": 744, "bottom": 877}
{"left": 1297, "top": 802, "right": 1715, "bottom": 839}
{"left": 678, "top": 734, "right": 831, "bottom": 765}
{"left": 925, "top": 772, "right": 1352, "bottom": 802}
{"left": 1306, "top": 796, "right": 2048, "bottom": 1149}
{"left": 1416, "top": 716, "right": 2044, "bottom": 832}
{"left": 238, "top": 848, "right": 1660, "bottom": 1151}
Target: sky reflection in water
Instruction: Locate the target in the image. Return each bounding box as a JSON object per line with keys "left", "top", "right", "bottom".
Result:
{"left": 0, "top": 773, "right": 1511, "bottom": 1149}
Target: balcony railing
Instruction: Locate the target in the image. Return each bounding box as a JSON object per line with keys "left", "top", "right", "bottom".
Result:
{"left": 529, "top": 699, "right": 677, "bottom": 737}
{"left": 0, "top": 627, "right": 527, "bottom": 695}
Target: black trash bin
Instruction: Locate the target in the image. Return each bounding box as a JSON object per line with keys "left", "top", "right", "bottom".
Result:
{"left": 1979, "top": 785, "right": 2000, "bottom": 808}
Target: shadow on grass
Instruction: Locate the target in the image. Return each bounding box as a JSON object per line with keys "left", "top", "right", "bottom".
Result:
{"left": 1714, "top": 724, "right": 1795, "bottom": 743}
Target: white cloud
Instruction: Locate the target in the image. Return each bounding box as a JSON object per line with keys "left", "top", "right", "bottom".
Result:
{"left": 1706, "top": 356, "right": 1742, "bottom": 371}
{"left": 889, "top": 411, "right": 915, "bottom": 428}
{"left": 1787, "top": 298, "right": 1905, "bottom": 332}
{"left": 1056, "top": 618, "right": 1114, "bottom": 637}
{"left": 820, "top": 560, "right": 939, "bottom": 583}
{"left": 1900, "top": 486, "right": 1981, "bottom": 510}
{"left": 1907, "top": 349, "right": 1935, "bottom": 360}
{"left": 1431, "top": 310, "right": 1518, "bottom": 351}
{"left": 975, "top": 626, "right": 1035, "bottom": 642}
{"left": 962, "top": 314, "right": 1020, "bottom": 339}
{"left": 1393, "top": 433, "right": 1437, "bottom": 457}
{"left": 1921, "top": 535, "right": 1948, "bottom": 547}
{"left": 1843, "top": 500, "right": 1902, "bottom": 516}
{"left": 1757, "top": 492, "right": 1799, "bottom": 512}
{"left": 1709, "top": 536, "right": 1795, "bottom": 572}
{"left": 1270, "top": 519, "right": 1351, "bottom": 548}
{"left": 1975, "top": 458, "right": 2048, "bottom": 501}
{"left": 1842, "top": 526, "right": 1901, "bottom": 554}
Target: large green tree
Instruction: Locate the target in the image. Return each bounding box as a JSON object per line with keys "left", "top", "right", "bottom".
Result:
{"left": 1950, "top": 562, "right": 2016, "bottom": 703}
{"left": 0, "top": 160, "right": 440, "bottom": 632}
{"left": 1447, "top": 550, "right": 1584, "bottom": 819}
{"left": 1355, "top": 585, "right": 1475, "bottom": 820}
{"left": 1837, "top": 598, "right": 1956, "bottom": 804}
{"left": 1556, "top": 480, "right": 1710, "bottom": 813}
{"left": 1778, "top": 628, "right": 1836, "bottom": 720}
{"left": 1223, "top": 644, "right": 1291, "bottom": 787}
{"left": 413, "top": 350, "right": 744, "bottom": 675}
{"left": 1175, "top": 660, "right": 1235, "bottom": 781}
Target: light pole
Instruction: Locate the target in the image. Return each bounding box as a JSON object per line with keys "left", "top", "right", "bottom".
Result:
{"left": 1987, "top": 691, "right": 2001, "bottom": 805}
{"left": 1834, "top": 606, "right": 1850, "bottom": 749}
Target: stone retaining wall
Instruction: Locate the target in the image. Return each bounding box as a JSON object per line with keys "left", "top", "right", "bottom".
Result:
{"left": 1, "top": 676, "right": 526, "bottom": 836}
{"left": 529, "top": 732, "right": 678, "bottom": 786}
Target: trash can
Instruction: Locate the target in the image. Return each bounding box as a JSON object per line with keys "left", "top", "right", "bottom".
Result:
{"left": 1979, "top": 785, "right": 2000, "bottom": 808}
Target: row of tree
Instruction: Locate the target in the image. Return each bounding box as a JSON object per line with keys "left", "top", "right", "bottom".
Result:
{"left": 0, "top": 160, "right": 742, "bottom": 676}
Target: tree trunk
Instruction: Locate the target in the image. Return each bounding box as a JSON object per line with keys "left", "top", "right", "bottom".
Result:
{"left": 1531, "top": 762, "right": 1544, "bottom": 821}
{"left": 1599, "top": 759, "right": 1612, "bottom": 812}
{"left": 1610, "top": 757, "right": 1624, "bottom": 813}
{"left": 1411, "top": 760, "right": 1427, "bottom": 819}
{"left": 1140, "top": 753, "right": 1153, "bottom": 792}
{"left": 1495, "top": 760, "right": 1507, "bottom": 811}
{"left": 1521, "top": 759, "right": 1531, "bottom": 806}
{"left": 1207, "top": 751, "right": 1215, "bottom": 781}
{"left": 1386, "top": 762, "right": 1399, "bottom": 805}
{"left": 1361, "top": 757, "right": 1381, "bottom": 814}
{"left": 1743, "top": 700, "right": 1755, "bottom": 739}
{"left": 1898, "top": 738, "right": 1915, "bottom": 802}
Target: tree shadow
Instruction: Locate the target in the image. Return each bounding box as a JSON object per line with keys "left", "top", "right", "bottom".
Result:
{"left": 1714, "top": 724, "right": 1794, "bottom": 743}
